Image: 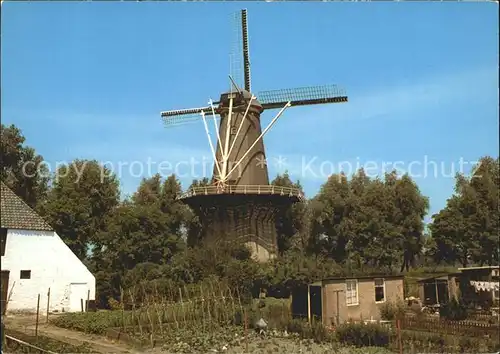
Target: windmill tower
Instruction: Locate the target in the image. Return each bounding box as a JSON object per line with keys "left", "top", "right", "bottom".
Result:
{"left": 160, "top": 9, "right": 348, "bottom": 262}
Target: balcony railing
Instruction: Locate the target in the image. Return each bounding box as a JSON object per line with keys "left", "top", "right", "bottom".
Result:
{"left": 179, "top": 185, "right": 305, "bottom": 201}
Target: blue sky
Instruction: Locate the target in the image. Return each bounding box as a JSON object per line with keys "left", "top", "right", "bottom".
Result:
{"left": 2, "top": 2, "right": 498, "bottom": 221}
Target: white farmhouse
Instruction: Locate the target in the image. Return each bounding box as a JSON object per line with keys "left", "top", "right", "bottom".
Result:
{"left": 1, "top": 182, "right": 95, "bottom": 314}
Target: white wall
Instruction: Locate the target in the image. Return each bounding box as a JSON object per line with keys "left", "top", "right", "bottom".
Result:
{"left": 1, "top": 229, "right": 95, "bottom": 313}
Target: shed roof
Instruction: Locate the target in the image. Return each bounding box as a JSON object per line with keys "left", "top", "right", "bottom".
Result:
{"left": 416, "top": 274, "right": 457, "bottom": 283}
{"left": 321, "top": 274, "right": 404, "bottom": 283}
{"left": 0, "top": 182, "right": 53, "bottom": 231}
{"left": 458, "top": 266, "right": 499, "bottom": 271}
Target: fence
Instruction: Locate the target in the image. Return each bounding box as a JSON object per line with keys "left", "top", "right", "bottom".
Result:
{"left": 401, "top": 314, "right": 499, "bottom": 337}
{"left": 468, "top": 308, "right": 500, "bottom": 322}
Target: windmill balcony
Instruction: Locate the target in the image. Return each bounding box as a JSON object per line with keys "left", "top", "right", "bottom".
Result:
{"left": 179, "top": 184, "right": 305, "bottom": 201}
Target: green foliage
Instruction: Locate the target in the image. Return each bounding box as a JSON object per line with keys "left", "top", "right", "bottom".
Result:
{"left": 271, "top": 172, "right": 308, "bottom": 253}
{"left": 5, "top": 328, "right": 94, "bottom": 352}
{"left": 53, "top": 278, "right": 240, "bottom": 335}
{"left": 264, "top": 249, "right": 344, "bottom": 293}
{"left": 379, "top": 300, "right": 406, "bottom": 320}
{"left": 430, "top": 156, "right": 499, "bottom": 266}
{"left": 336, "top": 323, "right": 390, "bottom": 347}
{"left": 7, "top": 122, "right": 499, "bottom": 344}
{"left": 39, "top": 159, "right": 120, "bottom": 260}
{"left": 51, "top": 311, "right": 123, "bottom": 334}
{"left": 88, "top": 174, "right": 188, "bottom": 306}
{"left": 309, "top": 169, "right": 428, "bottom": 272}
{"left": 247, "top": 298, "right": 292, "bottom": 330}
{"left": 0, "top": 123, "right": 49, "bottom": 208}
{"left": 439, "top": 298, "right": 468, "bottom": 321}
{"left": 184, "top": 177, "right": 211, "bottom": 247}
{"left": 398, "top": 329, "right": 499, "bottom": 353}
{"left": 284, "top": 319, "right": 333, "bottom": 343}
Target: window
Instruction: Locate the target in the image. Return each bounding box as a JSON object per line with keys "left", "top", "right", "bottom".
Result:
{"left": 0, "top": 228, "right": 6, "bottom": 256}
{"left": 375, "top": 278, "right": 385, "bottom": 303}
{"left": 20, "top": 270, "right": 31, "bottom": 279}
{"left": 346, "top": 279, "right": 358, "bottom": 306}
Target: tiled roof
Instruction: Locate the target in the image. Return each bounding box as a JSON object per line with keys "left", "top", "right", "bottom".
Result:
{"left": 0, "top": 182, "right": 53, "bottom": 231}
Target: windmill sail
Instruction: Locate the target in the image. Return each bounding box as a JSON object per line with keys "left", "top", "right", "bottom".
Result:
{"left": 257, "top": 84, "right": 348, "bottom": 110}
{"left": 161, "top": 106, "right": 220, "bottom": 127}
{"left": 230, "top": 9, "right": 251, "bottom": 92}
{"left": 241, "top": 9, "right": 251, "bottom": 92}
{"left": 230, "top": 10, "right": 245, "bottom": 92}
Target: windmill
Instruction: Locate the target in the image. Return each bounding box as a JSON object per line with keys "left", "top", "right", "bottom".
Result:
{"left": 160, "top": 9, "right": 348, "bottom": 261}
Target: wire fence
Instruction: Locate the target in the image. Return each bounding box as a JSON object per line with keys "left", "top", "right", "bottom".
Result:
{"left": 401, "top": 313, "right": 499, "bottom": 337}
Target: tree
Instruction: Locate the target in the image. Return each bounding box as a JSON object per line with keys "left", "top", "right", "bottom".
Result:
{"left": 271, "top": 172, "right": 308, "bottom": 254}
{"left": 309, "top": 172, "right": 352, "bottom": 262}
{"left": 96, "top": 202, "right": 185, "bottom": 273}
{"left": 0, "top": 124, "right": 49, "bottom": 208}
{"left": 185, "top": 177, "right": 210, "bottom": 246}
{"left": 309, "top": 168, "right": 428, "bottom": 272}
{"left": 91, "top": 174, "right": 188, "bottom": 305}
{"left": 467, "top": 156, "right": 499, "bottom": 265}
{"left": 132, "top": 173, "right": 188, "bottom": 237}
{"left": 392, "top": 174, "right": 429, "bottom": 272}
{"left": 348, "top": 176, "right": 400, "bottom": 270}
{"left": 430, "top": 156, "right": 499, "bottom": 266}
{"left": 39, "top": 159, "right": 120, "bottom": 260}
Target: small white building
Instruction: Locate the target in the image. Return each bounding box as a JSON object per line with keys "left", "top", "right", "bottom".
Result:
{"left": 1, "top": 182, "right": 95, "bottom": 314}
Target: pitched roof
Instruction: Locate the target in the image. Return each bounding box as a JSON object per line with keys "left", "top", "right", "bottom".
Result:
{"left": 0, "top": 182, "right": 53, "bottom": 231}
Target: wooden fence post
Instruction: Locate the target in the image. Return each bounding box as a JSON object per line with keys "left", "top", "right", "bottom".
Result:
{"left": 397, "top": 319, "right": 402, "bottom": 354}
{"left": 46, "top": 288, "right": 50, "bottom": 323}
{"left": 244, "top": 308, "right": 248, "bottom": 353}
{"left": 35, "top": 294, "right": 40, "bottom": 339}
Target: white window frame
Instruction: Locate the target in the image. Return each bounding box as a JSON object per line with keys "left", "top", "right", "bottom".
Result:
{"left": 345, "top": 279, "right": 359, "bottom": 306}
{"left": 374, "top": 278, "right": 386, "bottom": 303}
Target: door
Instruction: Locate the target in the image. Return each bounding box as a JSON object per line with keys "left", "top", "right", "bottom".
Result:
{"left": 1, "top": 271, "right": 10, "bottom": 315}
{"left": 309, "top": 285, "right": 322, "bottom": 322}
{"left": 69, "top": 283, "right": 88, "bottom": 312}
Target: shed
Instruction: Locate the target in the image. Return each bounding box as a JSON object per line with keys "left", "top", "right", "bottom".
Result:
{"left": 457, "top": 266, "right": 500, "bottom": 307}
{"left": 416, "top": 273, "right": 459, "bottom": 306}
{"left": 293, "top": 274, "right": 405, "bottom": 326}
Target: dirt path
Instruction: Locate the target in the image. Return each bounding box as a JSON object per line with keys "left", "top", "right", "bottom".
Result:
{"left": 3, "top": 314, "right": 136, "bottom": 353}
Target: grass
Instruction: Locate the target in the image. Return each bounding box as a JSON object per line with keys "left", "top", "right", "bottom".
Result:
{"left": 4, "top": 328, "right": 94, "bottom": 353}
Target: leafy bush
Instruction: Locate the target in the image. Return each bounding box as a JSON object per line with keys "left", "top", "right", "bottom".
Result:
{"left": 286, "top": 319, "right": 307, "bottom": 335}
{"left": 397, "top": 330, "right": 449, "bottom": 352}
{"left": 108, "top": 297, "right": 122, "bottom": 311}
{"left": 439, "top": 298, "right": 467, "bottom": 321}
{"left": 51, "top": 311, "right": 123, "bottom": 334}
{"left": 336, "top": 323, "right": 390, "bottom": 347}
{"left": 285, "top": 319, "right": 333, "bottom": 343}
{"left": 398, "top": 330, "right": 500, "bottom": 353}
{"left": 379, "top": 300, "right": 406, "bottom": 320}
{"left": 458, "top": 337, "right": 480, "bottom": 353}
{"left": 310, "top": 320, "right": 332, "bottom": 343}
